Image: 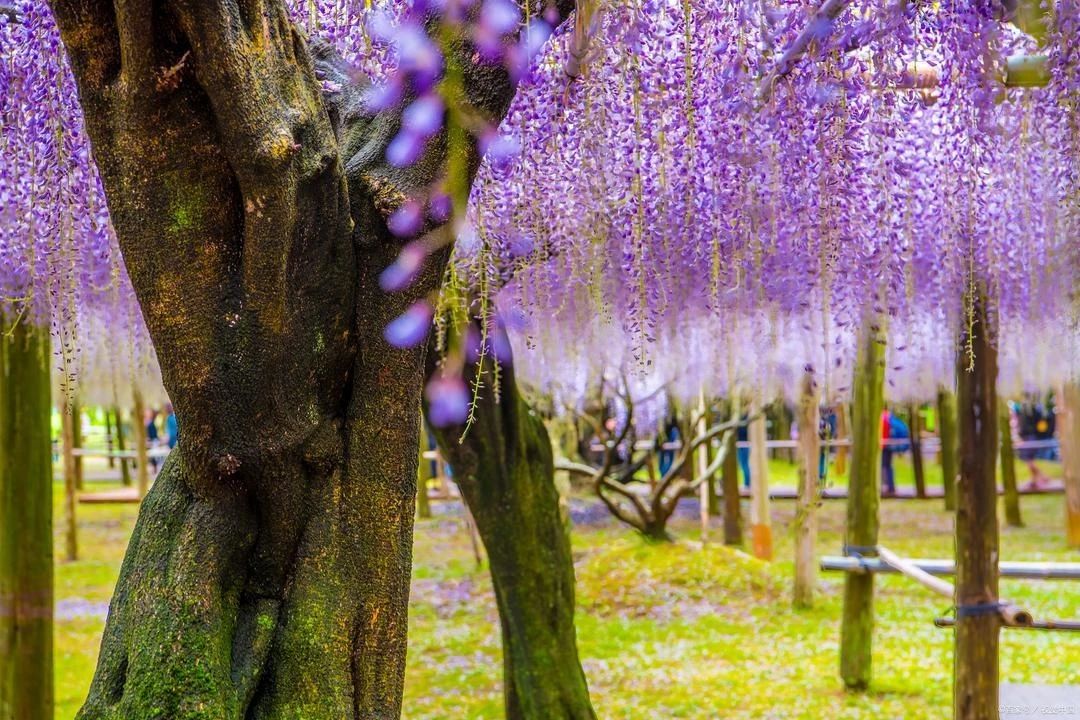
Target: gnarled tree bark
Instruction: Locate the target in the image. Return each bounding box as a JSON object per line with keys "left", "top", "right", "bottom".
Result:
{"left": 48, "top": 1, "right": 570, "bottom": 717}
{"left": 426, "top": 336, "right": 595, "bottom": 720}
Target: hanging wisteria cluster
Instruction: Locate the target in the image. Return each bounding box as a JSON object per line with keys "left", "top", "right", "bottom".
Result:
{"left": 4, "top": 0, "right": 1079, "bottom": 414}
{"left": 456, "top": 0, "right": 1080, "bottom": 405}
{"left": 0, "top": 2, "right": 164, "bottom": 398}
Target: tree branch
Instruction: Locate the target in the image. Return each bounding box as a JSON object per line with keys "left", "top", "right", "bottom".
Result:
{"left": 757, "top": 0, "right": 850, "bottom": 105}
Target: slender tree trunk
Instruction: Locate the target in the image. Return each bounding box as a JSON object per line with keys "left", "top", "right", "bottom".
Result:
{"left": 721, "top": 414, "right": 742, "bottom": 546}
{"left": 840, "top": 314, "right": 886, "bottom": 691}
{"left": 909, "top": 403, "right": 927, "bottom": 498}
{"left": 416, "top": 419, "right": 433, "bottom": 520}
{"left": 998, "top": 399, "right": 1022, "bottom": 528}
{"left": 61, "top": 397, "right": 79, "bottom": 562}
{"left": 939, "top": 388, "right": 959, "bottom": 511}
{"left": 0, "top": 323, "right": 54, "bottom": 720}
{"left": 51, "top": 1, "right": 572, "bottom": 715}
{"left": 1058, "top": 382, "right": 1080, "bottom": 548}
{"left": 794, "top": 371, "right": 819, "bottom": 608}
{"left": 954, "top": 295, "right": 1000, "bottom": 720}
{"left": 749, "top": 397, "right": 772, "bottom": 560}
{"left": 428, "top": 340, "right": 595, "bottom": 720}
{"left": 113, "top": 406, "right": 132, "bottom": 487}
{"left": 132, "top": 391, "right": 149, "bottom": 500}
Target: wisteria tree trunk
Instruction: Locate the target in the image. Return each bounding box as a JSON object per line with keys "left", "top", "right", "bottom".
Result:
{"left": 954, "top": 294, "right": 1000, "bottom": 720}
{"left": 0, "top": 324, "right": 54, "bottom": 720}
{"left": 49, "top": 2, "right": 569, "bottom": 717}
{"left": 427, "top": 344, "right": 595, "bottom": 720}
{"left": 721, "top": 424, "right": 742, "bottom": 546}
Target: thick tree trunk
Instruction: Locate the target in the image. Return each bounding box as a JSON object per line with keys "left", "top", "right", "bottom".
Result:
{"left": 749, "top": 397, "right": 772, "bottom": 560}
{"left": 998, "top": 399, "right": 1022, "bottom": 528}
{"left": 1059, "top": 382, "right": 1080, "bottom": 548}
{"left": 840, "top": 314, "right": 886, "bottom": 691}
{"left": 954, "top": 295, "right": 1000, "bottom": 720}
{"left": 794, "top": 371, "right": 819, "bottom": 608}
{"left": 62, "top": 397, "right": 79, "bottom": 562}
{"left": 0, "top": 323, "right": 54, "bottom": 720}
{"left": 51, "top": 1, "right": 571, "bottom": 716}
{"left": 113, "top": 406, "right": 132, "bottom": 487}
{"left": 938, "top": 388, "right": 959, "bottom": 511}
{"left": 721, "top": 423, "right": 742, "bottom": 546}
{"left": 909, "top": 403, "right": 927, "bottom": 499}
{"left": 428, "top": 341, "right": 595, "bottom": 720}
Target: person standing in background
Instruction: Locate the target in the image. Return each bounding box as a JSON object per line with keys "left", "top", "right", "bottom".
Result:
{"left": 165, "top": 403, "right": 178, "bottom": 451}
{"left": 880, "top": 407, "right": 895, "bottom": 496}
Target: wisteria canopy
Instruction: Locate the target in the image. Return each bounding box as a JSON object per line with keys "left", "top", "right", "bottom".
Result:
{"left": 3, "top": 0, "right": 1079, "bottom": 411}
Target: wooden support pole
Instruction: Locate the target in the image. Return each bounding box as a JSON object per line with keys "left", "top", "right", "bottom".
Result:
{"left": 133, "top": 390, "right": 150, "bottom": 499}
{"left": 834, "top": 402, "right": 849, "bottom": 477}
{"left": 999, "top": 399, "right": 1023, "bottom": 528}
{"left": 749, "top": 397, "right": 772, "bottom": 560}
{"left": 794, "top": 370, "right": 820, "bottom": 608}
{"left": 721, "top": 403, "right": 742, "bottom": 546}
{"left": 697, "top": 392, "right": 710, "bottom": 543}
{"left": 954, "top": 292, "right": 1000, "bottom": 720}
{"left": 0, "top": 322, "right": 54, "bottom": 719}
{"left": 909, "top": 403, "right": 927, "bottom": 499}
{"left": 840, "top": 313, "right": 886, "bottom": 691}
{"left": 104, "top": 407, "right": 115, "bottom": 469}
{"left": 938, "top": 388, "right": 959, "bottom": 512}
{"left": 113, "top": 406, "right": 132, "bottom": 487}
{"left": 1058, "top": 382, "right": 1080, "bottom": 548}
{"left": 71, "top": 395, "right": 84, "bottom": 491}
{"left": 61, "top": 399, "right": 79, "bottom": 562}
{"left": 416, "top": 419, "right": 433, "bottom": 520}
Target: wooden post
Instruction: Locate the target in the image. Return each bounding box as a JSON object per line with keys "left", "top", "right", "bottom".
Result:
{"left": 840, "top": 314, "right": 886, "bottom": 691}
{"left": 794, "top": 370, "right": 819, "bottom": 608}
{"left": 104, "top": 407, "right": 115, "bottom": 469}
{"left": 1058, "top": 382, "right": 1080, "bottom": 548}
{"left": 71, "top": 395, "right": 84, "bottom": 491}
{"left": 61, "top": 398, "right": 79, "bottom": 562}
{"left": 697, "top": 392, "right": 710, "bottom": 543}
{"left": 0, "top": 323, "right": 54, "bottom": 719}
{"left": 954, "top": 293, "right": 1000, "bottom": 720}
{"left": 113, "top": 405, "right": 132, "bottom": 487}
{"left": 938, "top": 388, "right": 959, "bottom": 512}
{"left": 749, "top": 396, "right": 772, "bottom": 560}
{"left": 909, "top": 403, "right": 927, "bottom": 498}
{"left": 416, "top": 419, "right": 433, "bottom": 520}
{"left": 999, "top": 399, "right": 1023, "bottom": 528}
{"left": 706, "top": 404, "right": 723, "bottom": 517}
{"left": 834, "top": 402, "right": 849, "bottom": 477}
{"left": 133, "top": 390, "right": 150, "bottom": 499}
{"left": 722, "top": 402, "right": 742, "bottom": 546}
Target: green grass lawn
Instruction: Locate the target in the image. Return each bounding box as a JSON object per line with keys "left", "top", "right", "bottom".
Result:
{"left": 54, "top": 457, "right": 1079, "bottom": 719}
